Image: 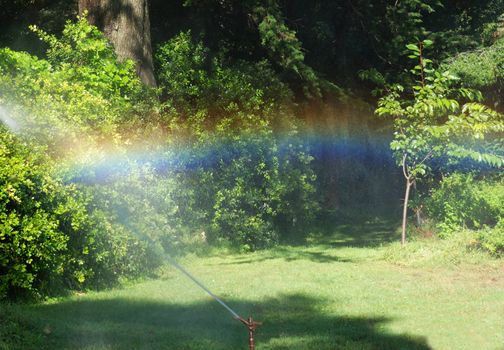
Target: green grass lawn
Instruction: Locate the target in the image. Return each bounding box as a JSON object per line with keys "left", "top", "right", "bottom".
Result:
{"left": 2, "top": 220, "right": 503, "bottom": 349}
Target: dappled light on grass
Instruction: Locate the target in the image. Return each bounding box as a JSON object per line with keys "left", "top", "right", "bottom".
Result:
{"left": 2, "top": 219, "right": 503, "bottom": 349}
{"left": 7, "top": 294, "right": 430, "bottom": 350}
{"left": 206, "top": 219, "right": 401, "bottom": 266}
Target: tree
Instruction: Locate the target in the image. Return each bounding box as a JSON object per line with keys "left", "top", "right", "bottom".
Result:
{"left": 376, "top": 40, "right": 504, "bottom": 246}
{"left": 78, "top": 0, "right": 156, "bottom": 87}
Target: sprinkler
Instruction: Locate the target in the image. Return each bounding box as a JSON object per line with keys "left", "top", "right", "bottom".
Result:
{"left": 168, "top": 257, "right": 261, "bottom": 350}
{"left": 237, "top": 316, "right": 262, "bottom": 350}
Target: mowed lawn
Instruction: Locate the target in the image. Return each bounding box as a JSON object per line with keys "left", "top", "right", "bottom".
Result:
{"left": 2, "top": 221, "right": 504, "bottom": 350}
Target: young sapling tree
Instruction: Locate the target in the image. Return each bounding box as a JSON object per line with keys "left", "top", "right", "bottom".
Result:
{"left": 375, "top": 40, "right": 503, "bottom": 246}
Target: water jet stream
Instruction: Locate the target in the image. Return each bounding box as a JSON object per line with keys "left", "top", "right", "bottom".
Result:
{"left": 166, "top": 256, "right": 241, "bottom": 319}
{"left": 167, "top": 256, "right": 261, "bottom": 349}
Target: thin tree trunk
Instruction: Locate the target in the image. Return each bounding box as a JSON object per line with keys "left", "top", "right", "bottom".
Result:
{"left": 79, "top": 0, "right": 156, "bottom": 87}
{"left": 401, "top": 178, "right": 412, "bottom": 246}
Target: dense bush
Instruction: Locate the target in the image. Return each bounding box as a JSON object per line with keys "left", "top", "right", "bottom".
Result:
{"left": 0, "top": 129, "right": 158, "bottom": 299}
{"left": 156, "top": 31, "right": 293, "bottom": 117}
{"left": 445, "top": 37, "right": 504, "bottom": 110}
{"left": 0, "top": 18, "right": 164, "bottom": 299}
{"left": 424, "top": 172, "right": 504, "bottom": 255}
{"left": 425, "top": 173, "right": 503, "bottom": 235}
{"left": 156, "top": 32, "right": 318, "bottom": 250}
{"left": 0, "top": 15, "right": 154, "bottom": 152}
{"left": 478, "top": 218, "right": 504, "bottom": 256}
{"left": 0, "top": 17, "right": 321, "bottom": 299}
{"left": 0, "top": 131, "right": 67, "bottom": 298}
{"left": 445, "top": 38, "right": 504, "bottom": 89}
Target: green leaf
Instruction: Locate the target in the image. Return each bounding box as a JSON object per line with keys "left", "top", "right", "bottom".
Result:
{"left": 406, "top": 44, "right": 420, "bottom": 52}
{"left": 423, "top": 39, "right": 433, "bottom": 47}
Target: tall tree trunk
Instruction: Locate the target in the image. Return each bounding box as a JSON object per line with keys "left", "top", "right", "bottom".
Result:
{"left": 79, "top": 0, "right": 156, "bottom": 87}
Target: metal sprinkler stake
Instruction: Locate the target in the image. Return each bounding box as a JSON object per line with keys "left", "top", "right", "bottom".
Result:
{"left": 238, "top": 316, "right": 261, "bottom": 350}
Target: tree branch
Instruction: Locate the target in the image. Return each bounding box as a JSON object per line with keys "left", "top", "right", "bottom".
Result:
{"left": 402, "top": 153, "right": 410, "bottom": 180}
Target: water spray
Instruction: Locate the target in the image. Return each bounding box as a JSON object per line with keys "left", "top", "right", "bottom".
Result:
{"left": 167, "top": 257, "right": 261, "bottom": 349}
{"left": 0, "top": 105, "right": 20, "bottom": 133}
{"left": 2, "top": 101, "right": 264, "bottom": 347}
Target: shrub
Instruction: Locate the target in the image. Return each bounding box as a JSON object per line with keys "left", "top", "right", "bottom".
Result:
{"left": 478, "top": 218, "right": 504, "bottom": 256}
{"left": 0, "top": 128, "right": 163, "bottom": 299}
{"left": 155, "top": 33, "right": 319, "bottom": 249}
{"left": 0, "top": 17, "right": 162, "bottom": 299}
{"left": 0, "top": 18, "right": 319, "bottom": 299}
{"left": 0, "top": 15, "right": 153, "bottom": 153}
{"left": 169, "top": 128, "right": 317, "bottom": 250}
{"left": 0, "top": 129, "right": 68, "bottom": 298}
{"left": 445, "top": 37, "right": 504, "bottom": 89}
{"left": 425, "top": 173, "right": 503, "bottom": 237}
{"left": 156, "top": 31, "right": 293, "bottom": 123}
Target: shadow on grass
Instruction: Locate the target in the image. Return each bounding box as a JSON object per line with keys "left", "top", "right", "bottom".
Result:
{"left": 6, "top": 293, "right": 431, "bottom": 350}
{"left": 314, "top": 219, "right": 400, "bottom": 248}
{"left": 211, "top": 219, "right": 399, "bottom": 266}
{"left": 214, "top": 246, "right": 352, "bottom": 266}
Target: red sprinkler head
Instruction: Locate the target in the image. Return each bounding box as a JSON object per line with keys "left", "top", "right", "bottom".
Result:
{"left": 238, "top": 316, "right": 262, "bottom": 350}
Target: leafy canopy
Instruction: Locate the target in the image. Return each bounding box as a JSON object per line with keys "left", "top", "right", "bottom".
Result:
{"left": 376, "top": 40, "right": 503, "bottom": 184}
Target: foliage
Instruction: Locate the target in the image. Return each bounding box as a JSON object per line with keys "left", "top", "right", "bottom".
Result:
{"left": 30, "top": 16, "right": 143, "bottom": 101}
{"left": 478, "top": 218, "right": 504, "bottom": 256}
{"left": 156, "top": 32, "right": 318, "bottom": 250}
{"left": 444, "top": 37, "right": 504, "bottom": 110}
{"left": 177, "top": 0, "right": 446, "bottom": 90}
{"left": 445, "top": 38, "right": 504, "bottom": 89}
{"left": 156, "top": 31, "right": 293, "bottom": 125}
{"left": 0, "top": 17, "right": 163, "bottom": 299}
{"left": 377, "top": 40, "right": 503, "bottom": 174}
{"left": 420, "top": 172, "right": 503, "bottom": 256}
{"left": 71, "top": 160, "right": 180, "bottom": 260}
{"left": 0, "top": 128, "right": 158, "bottom": 299}
{"left": 0, "top": 15, "right": 319, "bottom": 300}
{"left": 425, "top": 173, "right": 504, "bottom": 236}
{"left": 3, "top": 0, "right": 504, "bottom": 96}
{"left": 0, "top": 14, "right": 151, "bottom": 151}
{"left": 0, "top": 2, "right": 502, "bottom": 302}
{"left": 178, "top": 0, "right": 327, "bottom": 97}
{"left": 0, "top": 130, "right": 66, "bottom": 298}
{"left": 253, "top": 4, "right": 323, "bottom": 98}
{"left": 376, "top": 39, "right": 503, "bottom": 244}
